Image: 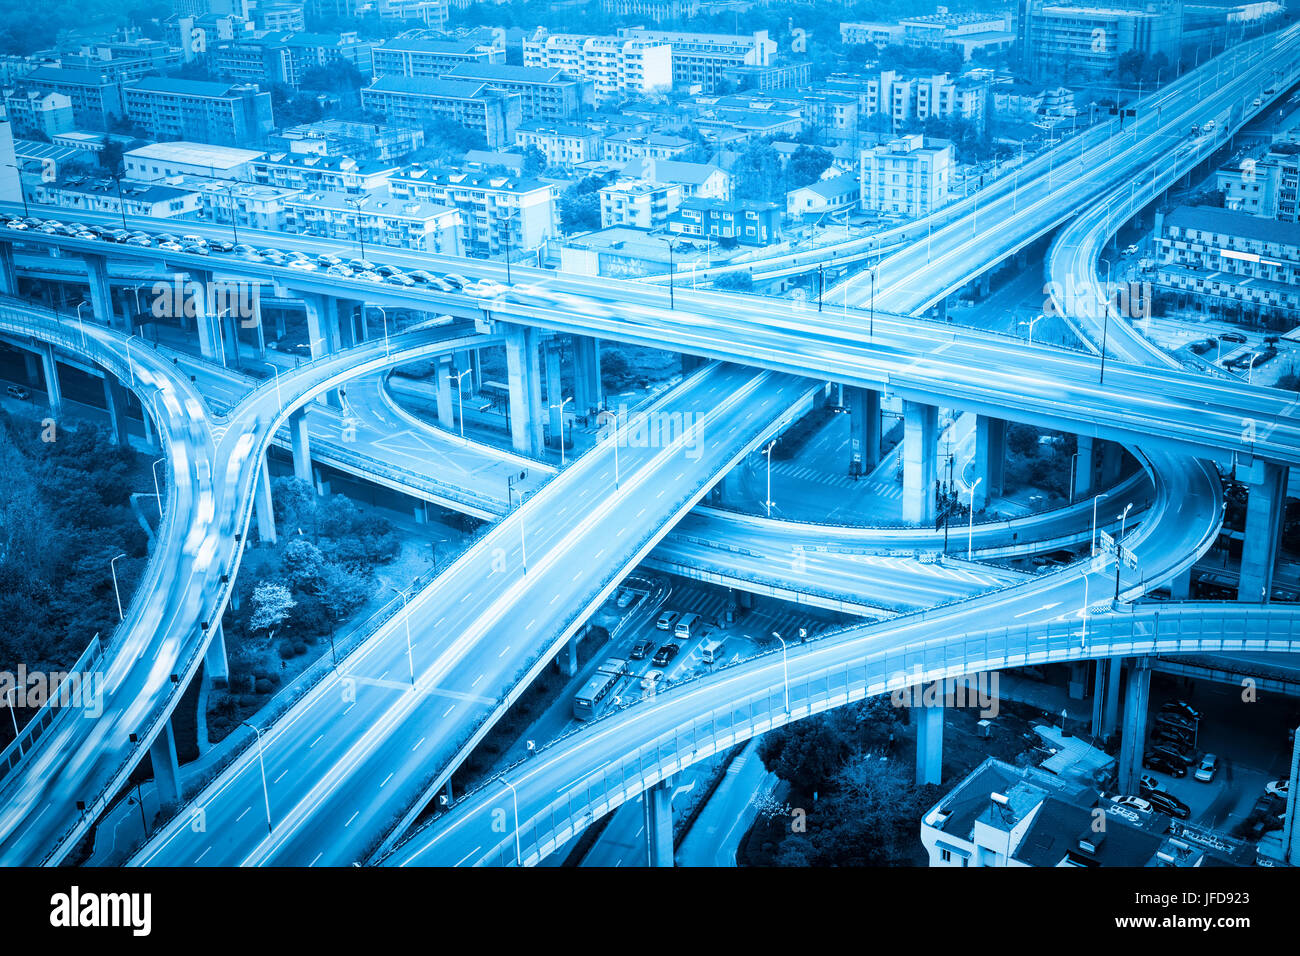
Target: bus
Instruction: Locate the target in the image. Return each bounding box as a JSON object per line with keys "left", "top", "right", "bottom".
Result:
{"left": 572, "top": 658, "right": 629, "bottom": 721}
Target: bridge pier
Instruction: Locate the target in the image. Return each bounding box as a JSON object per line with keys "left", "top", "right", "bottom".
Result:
{"left": 681, "top": 353, "right": 706, "bottom": 375}
{"left": 572, "top": 335, "right": 602, "bottom": 415}
{"left": 22, "top": 349, "right": 40, "bottom": 386}
{"left": 915, "top": 680, "right": 944, "bottom": 785}
{"left": 83, "top": 254, "right": 117, "bottom": 329}
{"left": 902, "top": 400, "right": 938, "bottom": 525}
{"left": 249, "top": 291, "right": 266, "bottom": 357}
{"left": 0, "top": 241, "right": 16, "bottom": 296}
{"left": 289, "top": 408, "right": 312, "bottom": 484}
{"left": 1074, "top": 435, "right": 1096, "bottom": 499}
{"left": 38, "top": 342, "right": 62, "bottom": 418}
{"left": 1097, "top": 439, "right": 1124, "bottom": 487}
{"left": 1169, "top": 567, "right": 1191, "bottom": 600}
{"left": 254, "top": 453, "right": 277, "bottom": 544}
{"left": 302, "top": 295, "right": 341, "bottom": 406}
{"left": 149, "top": 719, "right": 182, "bottom": 810}
{"left": 435, "top": 355, "right": 455, "bottom": 430}
{"left": 205, "top": 621, "right": 229, "bottom": 686}
{"left": 1091, "top": 657, "right": 1125, "bottom": 738}
{"left": 645, "top": 777, "right": 675, "bottom": 867}
{"left": 1240, "top": 459, "right": 1286, "bottom": 603}
{"left": 189, "top": 275, "right": 222, "bottom": 364}
{"left": 102, "top": 374, "right": 130, "bottom": 446}
{"left": 505, "top": 324, "right": 544, "bottom": 456}
{"left": 846, "top": 386, "right": 880, "bottom": 475}
{"left": 545, "top": 341, "right": 565, "bottom": 449}
{"left": 972, "top": 415, "right": 1006, "bottom": 509}
{"left": 1117, "top": 657, "right": 1151, "bottom": 796}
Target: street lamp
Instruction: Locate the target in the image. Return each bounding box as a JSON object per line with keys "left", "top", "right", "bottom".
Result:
{"left": 501, "top": 778, "right": 522, "bottom": 866}
{"left": 371, "top": 305, "right": 388, "bottom": 357}
{"left": 240, "top": 721, "right": 273, "bottom": 835}
{"left": 387, "top": 584, "right": 416, "bottom": 685}
{"left": 3, "top": 164, "right": 29, "bottom": 217}
{"left": 1247, "top": 352, "right": 1261, "bottom": 385}
{"left": 1114, "top": 502, "right": 1133, "bottom": 602}
{"left": 967, "top": 477, "right": 982, "bottom": 560}
{"left": 1098, "top": 257, "right": 1113, "bottom": 384}
{"left": 1021, "top": 314, "right": 1045, "bottom": 344}
{"left": 110, "top": 553, "right": 127, "bottom": 621}
{"left": 771, "top": 631, "right": 790, "bottom": 713}
{"left": 550, "top": 395, "right": 572, "bottom": 466}
{"left": 75, "top": 300, "right": 90, "bottom": 348}
{"left": 762, "top": 439, "right": 777, "bottom": 517}
{"left": 6, "top": 686, "right": 21, "bottom": 752}
{"left": 124, "top": 334, "right": 138, "bottom": 387}
{"left": 1091, "top": 491, "right": 1111, "bottom": 555}
{"left": 152, "top": 457, "right": 165, "bottom": 520}
{"left": 220, "top": 182, "right": 240, "bottom": 245}
{"left": 666, "top": 237, "right": 679, "bottom": 309}
{"left": 263, "top": 361, "right": 282, "bottom": 408}
{"left": 450, "top": 368, "right": 470, "bottom": 440}
{"left": 344, "top": 197, "right": 366, "bottom": 261}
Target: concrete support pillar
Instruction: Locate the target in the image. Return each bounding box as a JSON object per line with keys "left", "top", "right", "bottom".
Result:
{"left": 1102, "top": 655, "right": 1122, "bottom": 738}
{"left": 22, "top": 350, "right": 40, "bottom": 385}
{"left": 1283, "top": 725, "right": 1300, "bottom": 865}
{"left": 205, "top": 620, "right": 229, "bottom": 686}
{"left": 1240, "top": 459, "right": 1286, "bottom": 604}
{"left": 545, "top": 342, "right": 564, "bottom": 447}
{"left": 572, "top": 335, "right": 602, "bottom": 415}
{"left": 335, "top": 299, "right": 356, "bottom": 350}
{"left": 413, "top": 499, "right": 427, "bottom": 524}
{"left": 314, "top": 467, "right": 330, "bottom": 497}
{"left": 149, "top": 719, "right": 182, "bottom": 809}
{"left": 435, "top": 355, "right": 455, "bottom": 430}
{"left": 38, "top": 343, "right": 61, "bottom": 418}
{"left": 1090, "top": 658, "right": 1111, "bottom": 737}
{"left": 192, "top": 277, "right": 221, "bottom": 363}
{"left": 1098, "top": 440, "right": 1124, "bottom": 487}
{"left": 681, "top": 353, "right": 706, "bottom": 374}
{"left": 102, "top": 375, "right": 130, "bottom": 446}
{"left": 972, "top": 415, "right": 1006, "bottom": 509}
{"left": 915, "top": 681, "right": 944, "bottom": 785}
{"left": 302, "top": 294, "right": 334, "bottom": 359}
{"left": 1068, "top": 661, "right": 1088, "bottom": 700}
{"left": 254, "top": 454, "right": 277, "bottom": 545}
{"left": 846, "top": 386, "right": 880, "bottom": 475}
{"left": 0, "top": 241, "right": 16, "bottom": 296}
{"left": 1169, "top": 567, "right": 1191, "bottom": 601}
{"left": 289, "top": 408, "right": 312, "bottom": 483}
{"left": 564, "top": 633, "right": 579, "bottom": 678}
{"left": 1117, "top": 657, "right": 1151, "bottom": 796}
{"left": 934, "top": 297, "right": 948, "bottom": 322}
{"left": 645, "top": 777, "right": 674, "bottom": 867}
{"left": 504, "top": 324, "right": 543, "bottom": 456}
{"left": 902, "top": 400, "right": 938, "bottom": 525}
{"left": 1074, "top": 435, "right": 1096, "bottom": 500}
{"left": 250, "top": 291, "right": 266, "bottom": 357}
{"left": 83, "top": 254, "right": 117, "bottom": 328}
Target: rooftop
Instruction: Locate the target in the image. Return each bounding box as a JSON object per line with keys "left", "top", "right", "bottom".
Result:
{"left": 1165, "top": 204, "right": 1300, "bottom": 247}
{"left": 126, "top": 141, "right": 266, "bottom": 167}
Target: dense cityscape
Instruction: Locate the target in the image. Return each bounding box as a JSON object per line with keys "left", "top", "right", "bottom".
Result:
{"left": 0, "top": 0, "right": 1296, "bottom": 915}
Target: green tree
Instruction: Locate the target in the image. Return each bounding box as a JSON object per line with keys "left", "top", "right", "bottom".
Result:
{"left": 785, "top": 144, "right": 834, "bottom": 191}
{"left": 249, "top": 582, "right": 296, "bottom": 632}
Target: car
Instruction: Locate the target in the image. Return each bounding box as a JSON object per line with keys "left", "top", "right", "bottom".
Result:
{"left": 615, "top": 589, "right": 634, "bottom": 609}
{"left": 154, "top": 232, "right": 179, "bottom": 243}
{"left": 73, "top": 229, "right": 97, "bottom": 240}
{"left": 1156, "top": 711, "right": 1197, "bottom": 732}
{"left": 260, "top": 250, "right": 287, "bottom": 264}
{"left": 656, "top": 610, "right": 679, "bottom": 631}
{"left": 1139, "top": 773, "right": 1166, "bottom": 795}
{"left": 158, "top": 241, "right": 184, "bottom": 252}
{"left": 234, "top": 243, "right": 261, "bottom": 259}
{"left": 285, "top": 259, "right": 318, "bottom": 271}
{"left": 1160, "top": 700, "right": 1202, "bottom": 720}
{"left": 428, "top": 277, "right": 456, "bottom": 292}
{"left": 406, "top": 270, "right": 437, "bottom": 284}
{"left": 1152, "top": 732, "right": 1193, "bottom": 755}
{"left": 4, "top": 217, "right": 29, "bottom": 230}
{"left": 651, "top": 643, "right": 679, "bottom": 667}
{"left": 384, "top": 273, "right": 415, "bottom": 286}
{"left": 443, "top": 273, "right": 469, "bottom": 289}
{"left": 355, "top": 270, "right": 384, "bottom": 282}
{"left": 181, "top": 242, "right": 209, "bottom": 255}
{"left": 1265, "top": 779, "right": 1290, "bottom": 799}
{"left": 1143, "top": 753, "right": 1188, "bottom": 777}
{"left": 102, "top": 229, "right": 130, "bottom": 243}
{"left": 1123, "top": 244, "right": 1139, "bottom": 255}
{"left": 125, "top": 234, "right": 153, "bottom": 247}
{"left": 373, "top": 263, "right": 401, "bottom": 277}
{"left": 1195, "top": 754, "right": 1219, "bottom": 782}
{"left": 641, "top": 670, "right": 664, "bottom": 692}
{"left": 1148, "top": 744, "right": 1191, "bottom": 769}
{"left": 316, "top": 254, "right": 344, "bottom": 267}
{"left": 1154, "top": 719, "right": 1195, "bottom": 741}
{"left": 207, "top": 239, "right": 235, "bottom": 253}
{"left": 1145, "top": 790, "right": 1191, "bottom": 819}
{"left": 1217, "top": 332, "right": 1247, "bottom": 345}
{"left": 466, "top": 279, "right": 507, "bottom": 298}
{"left": 1188, "top": 338, "right": 1217, "bottom": 355}
{"left": 1110, "top": 794, "right": 1152, "bottom": 813}
{"left": 347, "top": 258, "right": 377, "bottom": 272}
{"left": 325, "top": 264, "right": 354, "bottom": 278}
{"left": 5, "top": 384, "right": 30, "bottom": 400}
{"left": 629, "top": 638, "right": 655, "bottom": 660}
{"left": 284, "top": 250, "right": 312, "bottom": 262}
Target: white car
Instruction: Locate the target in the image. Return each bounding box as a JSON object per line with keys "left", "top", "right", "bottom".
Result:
{"left": 1194, "top": 753, "right": 1218, "bottom": 782}
{"left": 1265, "top": 779, "right": 1290, "bottom": 799}
{"left": 1110, "top": 794, "right": 1152, "bottom": 814}
{"left": 285, "top": 258, "right": 318, "bottom": 271}
{"left": 640, "top": 671, "right": 664, "bottom": 693}
{"left": 465, "top": 279, "right": 506, "bottom": 298}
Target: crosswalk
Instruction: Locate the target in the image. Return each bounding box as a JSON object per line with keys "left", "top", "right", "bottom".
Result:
{"left": 771, "top": 460, "right": 902, "bottom": 498}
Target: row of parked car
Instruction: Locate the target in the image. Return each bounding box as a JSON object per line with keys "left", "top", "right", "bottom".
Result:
{"left": 0, "top": 214, "right": 509, "bottom": 298}
{"left": 1142, "top": 699, "right": 1205, "bottom": 778}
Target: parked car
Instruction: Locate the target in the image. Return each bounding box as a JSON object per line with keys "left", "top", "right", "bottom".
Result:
{"left": 1110, "top": 794, "right": 1152, "bottom": 813}
{"left": 1265, "top": 779, "right": 1290, "bottom": 799}
{"left": 1148, "top": 745, "right": 1191, "bottom": 769}
{"left": 1217, "top": 332, "right": 1247, "bottom": 345}
{"left": 443, "top": 273, "right": 470, "bottom": 289}
{"left": 384, "top": 273, "right": 415, "bottom": 286}
{"left": 325, "top": 264, "right": 354, "bottom": 278}
{"left": 651, "top": 643, "right": 679, "bottom": 667}
{"left": 1160, "top": 700, "right": 1202, "bottom": 721}
{"left": 1156, "top": 712, "right": 1197, "bottom": 733}
{"left": 1139, "top": 773, "right": 1166, "bottom": 795}
{"left": 406, "top": 270, "right": 437, "bottom": 284}
{"left": 640, "top": 671, "right": 664, "bottom": 692}
{"left": 317, "top": 253, "right": 344, "bottom": 267}
{"left": 285, "top": 259, "right": 318, "bottom": 271}
{"left": 355, "top": 270, "right": 384, "bottom": 282}
{"left": 1195, "top": 753, "right": 1219, "bottom": 782}
{"left": 347, "top": 258, "right": 377, "bottom": 272}
{"left": 615, "top": 589, "right": 635, "bottom": 609}
{"left": 208, "top": 239, "right": 235, "bottom": 253}
{"left": 629, "top": 639, "right": 654, "bottom": 660}
{"left": 1143, "top": 753, "right": 1187, "bottom": 777}
{"left": 5, "top": 384, "right": 30, "bottom": 400}
{"left": 1145, "top": 790, "right": 1191, "bottom": 819}
{"left": 373, "top": 263, "right": 400, "bottom": 277}
{"left": 1153, "top": 722, "right": 1195, "bottom": 745}
{"left": 181, "top": 242, "right": 209, "bottom": 255}
{"left": 655, "top": 610, "right": 679, "bottom": 631}
{"left": 233, "top": 243, "right": 260, "bottom": 258}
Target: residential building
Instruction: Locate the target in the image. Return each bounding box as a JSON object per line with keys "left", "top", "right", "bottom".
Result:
{"left": 13, "top": 67, "right": 124, "bottom": 130}
{"left": 167, "top": 13, "right": 255, "bottom": 65}
{"left": 3, "top": 91, "right": 76, "bottom": 139}
{"left": 1018, "top": 0, "right": 1184, "bottom": 82}
{"left": 860, "top": 133, "right": 953, "bottom": 217}
{"left": 667, "top": 196, "right": 782, "bottom": 245}
{"left": 840, "top": 21, "right": 904, "bottom": 47}
{"left": 282, "top": 187, "right": 462, "bottom": 253}
{"left": 1217, "top": 143, "right": 1300, "bottom": 222}
{"left": 248, "top": 153, "right": 399, "bottom": 194}
{"left": 441, "top": 64, "right": 591, "bottom": 121}
{"left": 214, "top": 32, "right": 374, "bottom": 89}
{"left": 123, "top": 77, "right": 275, "bottom": 146}
{"left": 894, "top": 10, "right": 1018, "bottom": 58}
{"left": 616, "top": 28, "right": 777, "bottom": 93}
{"left": 718, "top": 61, "right": 812, "bottom": 92}
{"left": 376, "top": 0, "right": 451, "bottom": 28}
{"left": 1154, "top": 205, "right": 1300, "bottom": 319}
{"left": 600, "top": 130, "right": 695, "bottom": 163}
{"left": 29, "top": 177, "right": 202, "bottom": 218}
{"left": 360, "top": 76, "right": 521, "bottom": 148}
{"left": 522, "top": 33, "right": 674, "bottom": 105}
{"left": 621, "top": 157, "right": 732, "bottom": 199}
{"left": 787, "top": 171, "right": 860, "bottom": 218}
{"left": 693, "top": 106, "right": 803, "bottom": 144}
{"left": 514, "top": 122, "right": 603, "bottom": 168}
{"left": 599, "top": 178, "right": 683, "bottom": 229}
{"left": 257, "top": 3, "right": 306, "bottom": 31}
{"left": 834, "top": 70, "right": 988, "bottom": 134}
{"left": 371, "top": 37, "right": 506, "bottom": 77}
{"left": 124, "top": 141, "right": 266, "bottom": 181}
{"left": 177, "top": 177, "right": 303, "bottom": 231}
{"left": 560, "top": 226, "right": 716, "bottom": 278}
{"left": 991, "top": 82, "right": 1079, "bottom": 119}
{"left": 271, "top": 120, "right": 425, "bottom": 161}
{"left": 599, "top": 0, "right": 699, "bottom": 22}
{"left": 388, "top": 164, "right": 558, "bottom": 257}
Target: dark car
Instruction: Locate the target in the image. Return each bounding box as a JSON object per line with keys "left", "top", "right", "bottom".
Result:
{"left": 1154, "top": 716, "right": 1196, "bottom": 738}
{"left": 1145, "top": 790, "right": 1191, "bottom": 820}
{"left": 1148, "top": 744, "right": 1191, "bottom": 769}
{"left": 629, "top": 639, "right": 655, "bottom": 660}
{"left": 1156, "top": 711, "right": 1197, "bottom": 732}
{"left": 373, "top": 263, "right": 401, "bottom": 277}
{"left": 1152, "top": 731, "right": 1194, "bottom": 755}
{"left": 1142, "top": 753, "right": 1188, "bottom": 777}
{"left": 1188, "top": 338, "right": 1217, "bottom": 355}
{"left": 1219, "top": 331, "right": 1247, "bottom": 344}
{"left": 407, "top": 270, "right": 438, "bottom": 284}
{"left": 651, "top": 644, "right": 679, "bottom": 667}
{"left": 1160, "top": 700, "right": 1201, "bottom": 721}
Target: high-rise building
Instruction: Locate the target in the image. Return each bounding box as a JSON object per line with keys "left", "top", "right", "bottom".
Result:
{"left": 522, "top": 33, "right": 673, "bottom": 105}
{"left": 860, "top": 133, "right": 953, "bottom": 217}
{"left": 123, "top": 77, "right": 275, "bottom": 146}
{"left": 1018, "top": 0, "right": 1184, "bottom": 81}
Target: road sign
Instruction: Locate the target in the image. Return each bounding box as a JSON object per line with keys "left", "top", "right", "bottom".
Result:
{"left": 1120, "top": 546, "right": 1138, "bottom": 571}
{"left": 1098, "top": 530, "right": 1116, "bottom": 555}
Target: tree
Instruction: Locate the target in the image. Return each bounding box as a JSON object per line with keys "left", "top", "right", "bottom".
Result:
{"left": 732, "top": 140, "right": 785, "bottom": 203}
{"left": 786, "top": 144, "right": 833, "bottom": 191}
{"left": 249, "top": 582, "right": 296, "bottom": 632}
{"left": 282, "top": 538, "right": 326, "bottom": 590}
{"left": 521, "top": 145, "right": 547, "bottom": 177}
{"left": 713, "top": 271, "right": 754, "bottom": 292}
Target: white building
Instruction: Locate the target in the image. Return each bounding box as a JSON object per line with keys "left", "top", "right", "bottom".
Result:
{"left": 281, "top": 187, "right": 462, "bottom": 254}
{"left": 621, "top": 156, "right": 732, "bottom": 200}
{"left": 125, "top": 141, "right": 266, "bottom": 182}
{"left": 615, "top": 28, "right": 776, "bottom": 93}
{"left": 522, "top": 33, "right": 672, "bottom": 105}
{"left": 860, "top": 133, "right": 952, "bottom": 217}
{"left": 514, "top": 122, "right": 603, "bottom": 168}
{"left": 598, "top": 178, "right": 682, "bottom": 229}
{"left": 787, "top": 171, "right": 859, "bottom": 218}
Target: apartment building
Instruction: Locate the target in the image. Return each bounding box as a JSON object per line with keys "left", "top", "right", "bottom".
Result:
{"left": 622, "top": 157, "right": 732, "bottom": 200}
{"left": 895, "top": 10, "right": 1018, "bottom": 58}
{"left": 376, "top": 0, "right": 450, "bottom": 28}
{"left": 441, "top": 63, "right": 591, "bottom": 122}
{"left": 666, "top": 196, "right": 782, "bottom": 246}
{"left": 840, "top": 21, "right": 903, "bottom": 46}
{"left": 615, "top": 28, "right": 777, "bottom": 93}
{"left": 522, "top": 33, "right": 673, "bottom": 105}
{"left": 1018, "top": 0, "right": 1184, "bottom": 81}
{"left": 3, "top": 91, "right": 75, "bottom": 139}
{"left": 828, "top": 70, "right": 987, "bottom": 133}
{"left": 14, "top": 67, "right": 124, "bottom": 130}
{"left": 249, "top": 153, "right": 399, "bottom": 194}
{"left": 1217, "top": 143, "right": 1300, "bottom": 222}
{"left": 360, "top": 76, "right": 521, "bottom": 148}
{"left": 599, "top": 130, "right": 695, "bottom": 163}
{"left": 29, "top": 177, "right": 201, "bottom": 218}
{"left": 599, "top": 178, "right": 683, "bottom": 229}
{"left": 388, "top": 164, "right": 558, "bottom": 257}
{"left": 272, "top": 120, "right": 425, "bottom": 161}
{"left": 282, "top": 187, "right": 462, "bottom": 253}
{"left": 214, "top": 32, "right": 373, "bottom": 88}
{"left": 123, "top": 77, "right": 275, "bottom": 146}
{"left": 180, "top": 177, "right": 303, "bottom": 231}
{"left": 371, "top": 37, "right": 505, "bottom": 77}
{"left": 600, "top": 0, "right": 699, "bottom": 21}
{"left": 1154, "top": 205, "right": 1299, "bottom": 319}
{"left": 860, "top": 133, "right": 953, "bottom": 217}
{"left": 124, "top": 141, "right": 265, "bottom": 181}
{"left": 514, "top": 122, "right": 603, "bottom": 168}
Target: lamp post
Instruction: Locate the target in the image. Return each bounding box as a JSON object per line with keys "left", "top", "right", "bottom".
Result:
{"left": 1098, "top": 257, "right": 1113, "bottom": 384}
{"left": 110, "top": 553, "right": 127, "bottom": 621}
{"left": 667, "top": 237, "right": 679, "bottom": 309}
{"left": 124, "top": 334, "right": 137, "bottom": 387}
{"left": 1068, "top": 452, "right": 1079, "bottom": 505}
{"left": 75, "top": 300, "right": 90, "bottom": 348}
{"left": 110, "top": 175, "right": 129, "bottom": 232}
{"left": 502, "top": 213, "right": 513, "bottom": 285}
{"left": 220, "top": 183, "right": 240, "bottom": 245}
{"left": 550, "top": 395, "right": 572, "bottom": 465}
{"left": 1022, "top": 314, "right": 1044, "bottom": 344}
{"left": 967, "top": 477, "right": 982, "bottom": 560}
{"left": 263, "top": 361, "right": 282, "bottom": 407}
{"left": 387, "top": 584, "right": 416, "bottom": 685}
{"left": 771, "top": 631, "right": 790, "bottom": 713}
{"left": 501, "top": 778, "right": 522, "bottom": 865}
{"left": 240, "top": 721, "right": 273, "bottom": 835}
{"left": 372, "top": 305, "right": 388, "bottom": 357}
{"left": 1114, "top": 502, "right": 1133, "bottom": 602}
{"left": 1091, "top": 490, "right": 1111, "bottom": 555}
{"left": 450, "top": 368, "right": 470, "bottom": 440}
{"left": 152, "top": 456, "right": 165, "bottom": 520}
{"left": 762, "top": 439, "right": 777, "bottom": 517}
{"left": 3, "top": 164, "right": 29, "bottom": 217}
